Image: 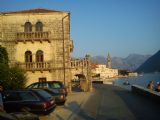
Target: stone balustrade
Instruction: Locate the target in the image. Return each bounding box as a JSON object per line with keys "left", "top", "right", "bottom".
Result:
{"left": 17, "top": 62, "right": 52, "bottom": 71}
{"left": 16, "top": 31, "right": 50, "bottom": 42}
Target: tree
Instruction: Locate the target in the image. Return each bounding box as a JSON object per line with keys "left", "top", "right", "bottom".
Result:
{"left": 0, "top": 46, "right": 27, "bottom": 90}
{"left": 8, "top": 66, "right": 27, "bottom": 89}
{"left": 0, "top": 63, "right": 10, "bottom": 89}
{"left": 0, "top": 46, "right": 9, "bottom": 65}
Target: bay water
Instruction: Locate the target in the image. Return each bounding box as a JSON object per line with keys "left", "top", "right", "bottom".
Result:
{"left": 113, "top": 73, "right": 160, "bottom": 90}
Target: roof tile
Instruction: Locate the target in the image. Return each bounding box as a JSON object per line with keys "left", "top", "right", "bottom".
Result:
{"left": 1, "top": 8, "right": 63, "bottom": 14}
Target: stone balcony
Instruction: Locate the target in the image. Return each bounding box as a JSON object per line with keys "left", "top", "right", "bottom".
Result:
{"left": 16, "top": 31, "right": 51, "bottom": 43}
{"left": 16, "top": 61, "right": 52, "bottom": 71}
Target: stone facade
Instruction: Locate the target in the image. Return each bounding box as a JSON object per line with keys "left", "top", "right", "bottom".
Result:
{"left": 70, "top": 55, "right": 91, "bottom": 80}
{"left": 0, "top": 9, "right": 74, "bottom": 86}
{"left": 92, "top": 64, "right": 118, "bottom": 79}
{"left": 70, "top": 55, "right": 92, "bottom": 91}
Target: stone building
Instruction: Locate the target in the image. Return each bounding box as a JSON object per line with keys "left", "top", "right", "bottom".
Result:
{"left": 70, "top": 55, "right": 91, "bottom": 81}
{"left": 0, "top": 8, "right": 74, "bottom": 86}
{"left": 92, "top": 54, "right": 118, "bottom": 79}
{"left": 92, "top": 64, "right": 118, "bottom": 79}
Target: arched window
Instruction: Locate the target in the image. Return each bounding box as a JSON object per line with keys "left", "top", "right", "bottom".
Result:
{"left": 36, "top": 21, "right": 43, "bottom": 32}
{"left": 36, "top": 50, "right": 43, "bottom": 62}
{"left": 25, "top": 51, "right": 32, "bottom": 62}
{"left": 24, "top": 22, "right": 32, "bottom": 32}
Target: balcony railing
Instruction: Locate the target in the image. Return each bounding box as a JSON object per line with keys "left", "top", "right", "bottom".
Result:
{"left": 17, "top": 62, "right": 52, "bottom": 71}
{"left": 16, "top": 32, "right": 50, "bottom": 42}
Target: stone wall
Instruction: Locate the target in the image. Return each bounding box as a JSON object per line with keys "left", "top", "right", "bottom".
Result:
{"left": 131, "top": 85, "right": 160, "bottom": 103}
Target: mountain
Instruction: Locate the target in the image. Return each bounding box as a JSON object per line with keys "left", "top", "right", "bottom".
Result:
{"left": 91, "top": 56, "right": 106, "bottom": 64}
{"left": 136, "top": 50, "right": 160, "bottom": 73}
{"left": 91, "top": 54, "right": 151, "bottom": 70}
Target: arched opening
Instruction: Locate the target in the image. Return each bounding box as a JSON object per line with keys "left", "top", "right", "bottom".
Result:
{"left": 35, "top": 21, "right": 43, "bottom": 32}
{"left": 36, "top": 50, "right": 43, "bottom": 62}
{"left": 36, "top": 50, "right": 44, "bottom": 69}
{"left": 25, "top": 51, "right": 32, "bottom": 62}
{"left": 24, "top": 22, "right": 32, "bottom": 32}
{"left": 75, "top": 74, "right": 86, "bottom": 80}
{"left": 71, "top": 74, "right": 87, "bottom": 92}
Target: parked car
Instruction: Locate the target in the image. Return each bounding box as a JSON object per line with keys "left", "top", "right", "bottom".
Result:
{"left": 43, "top": 88, "right": 66, "bottom": 105}
{"left": 27, "top": 81, "right": 67, "bottom": 96}
{"left": 0, "top": 111, "right": 39, "bottom": 120}
{"left": 26, "top": 81, "right": 67, "bottom": 104}
{"left": 2, "top": 89, "right": 56, "bottom": 114}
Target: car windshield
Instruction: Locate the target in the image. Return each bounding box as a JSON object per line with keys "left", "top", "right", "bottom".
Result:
{"left": 27, "top": 83, "right": 39, "bottom": 88}
{"left": 36, "top": 90, "right": 52, "bottom": 99}
{"left": 49, "top": 82, "right": 62, "bottom": 89}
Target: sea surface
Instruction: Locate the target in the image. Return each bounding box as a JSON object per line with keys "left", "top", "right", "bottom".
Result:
{"left": 113, "top": 73, "right": 160, "bottom": 90}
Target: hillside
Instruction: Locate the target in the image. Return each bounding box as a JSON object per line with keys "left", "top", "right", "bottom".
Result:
{"left": 91, "top": 54, "right": 151, "bottom": 70}
{"left": 136, "top": 50, "right": 160, "bottom": 73}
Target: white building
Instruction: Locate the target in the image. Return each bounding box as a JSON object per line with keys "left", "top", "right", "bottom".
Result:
{"left": 92, "top": 53, "right": 118, "bottom": 79}
{"left": 92, "top": 64, "right": 118, "bottom": 79}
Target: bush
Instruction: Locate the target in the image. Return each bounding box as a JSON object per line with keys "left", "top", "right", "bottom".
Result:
{"left": 8, "top": 66, "right": 27, "bottom": 89}
{"left": 0, "top": 47, "right": 9, "bottom": 65}
{"left": 0, "top": 63, "right": 10, "bottom": 89}
{"left": 0, "top": 46, "right": 27, "bottom": 90}
{"left": 0, "top": 64, "right": 27, "bottom": 90}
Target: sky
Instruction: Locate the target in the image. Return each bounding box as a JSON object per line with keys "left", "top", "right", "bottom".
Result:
{"left": 0, "top": 0, "right": 160, "bottom": 58}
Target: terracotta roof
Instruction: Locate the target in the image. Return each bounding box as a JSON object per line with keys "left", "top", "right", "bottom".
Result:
{"left": 1, "top": 8, "right": 65, "bottom": 14}
{"left": 91, "top": 64, "right": 99, "bottom": 69}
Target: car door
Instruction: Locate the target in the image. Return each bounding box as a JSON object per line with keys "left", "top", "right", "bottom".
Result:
{"left": 18, "top": 91, "right": 39, "bottom": 112}
{"left": 3, "top": 91, "right": 21, "bottom": 112}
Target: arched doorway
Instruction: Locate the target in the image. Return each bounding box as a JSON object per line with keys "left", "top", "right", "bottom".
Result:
{"left": 75, "top": 74, "right": 86, "bottom": 80}
{"left": 71, "top": 74, "right": 87, "bottom": 92}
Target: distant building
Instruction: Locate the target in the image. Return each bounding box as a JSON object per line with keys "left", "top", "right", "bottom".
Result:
{"left": 92, "top": 54, "right": 118, "bottom": 79}
{"left": 106, "top": 53, "right": 112, "bottom": 68}
{"left": 128, "top": 72, "right": 138, "bottom": 77}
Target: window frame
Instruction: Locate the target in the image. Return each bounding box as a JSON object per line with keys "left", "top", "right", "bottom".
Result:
{"left": 25, "top": 51, "right": 32, "bottom": 63}
{"left": 36, "top": 50, "right": 44, "bottom": 62}
{"left": 35, "top": 21, "right": 43, "bottom": 32}
{"left": 24, "top": 22, "right": 32, "bottom": 32}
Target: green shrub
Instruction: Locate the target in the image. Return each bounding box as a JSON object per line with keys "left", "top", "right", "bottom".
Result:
{"left": 0, "top": 46, "right": 27, "bottom": 90}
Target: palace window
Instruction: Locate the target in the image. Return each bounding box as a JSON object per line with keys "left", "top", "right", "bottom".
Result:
{"left": 36, "top": 50, "right": 44, "bottom": 62}
{"left": 24, "top": 22, "right": 32, "bottom": 32}
{"left": 25, "top": 51, "right": 32, "bottom": 62}
{"left": 36, "top": 21, "right": 43, "bottom": 32}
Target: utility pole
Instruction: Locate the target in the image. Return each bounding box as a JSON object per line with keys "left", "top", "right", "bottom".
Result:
{"left": 85, "top": 54, "right": 92, "bottom": 91}
{"left": 62, "top": 13, "right": 70, "bottom": 86}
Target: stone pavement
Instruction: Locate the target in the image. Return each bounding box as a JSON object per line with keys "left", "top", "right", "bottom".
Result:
{"left": 40, "top": 84, "right": 160, "bottom": 120}
{"left": 39, "top": 92, "right": 91, "bottom": 120}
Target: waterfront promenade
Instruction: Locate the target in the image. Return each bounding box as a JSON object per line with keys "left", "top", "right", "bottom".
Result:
{"left": 40, "top": 84, "right": 160, "bottom": 120}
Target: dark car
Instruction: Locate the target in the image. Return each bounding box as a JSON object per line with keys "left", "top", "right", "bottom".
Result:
{"left": 2, "top": 89, "right": 56, "bottom": 114}
{"left": 43, "top": 88, "right": 66, "bottom": 105}
{"left": 27, "top": 81, "right": 67, "bottom": 96}
{"left": 27, "top": 81, "right": 67, "bottom": 104}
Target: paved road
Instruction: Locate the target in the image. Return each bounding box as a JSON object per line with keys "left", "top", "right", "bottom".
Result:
{"left": 40, "top": 84, "right": 160, "bottom": 120}
{"left": 71, "top": 84, "right": 160, "bottom": 120}
{"left": 39, "top": 92, "right": 91, "bottom": 120}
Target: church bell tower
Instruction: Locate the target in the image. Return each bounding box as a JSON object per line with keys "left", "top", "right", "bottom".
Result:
{"left": 106, "top": 53, "right": 112, "bottom": 68}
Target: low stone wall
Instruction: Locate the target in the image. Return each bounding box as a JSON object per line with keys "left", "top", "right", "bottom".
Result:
{"left": 131, "top": 85, "right": 160, "bottom": 103}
